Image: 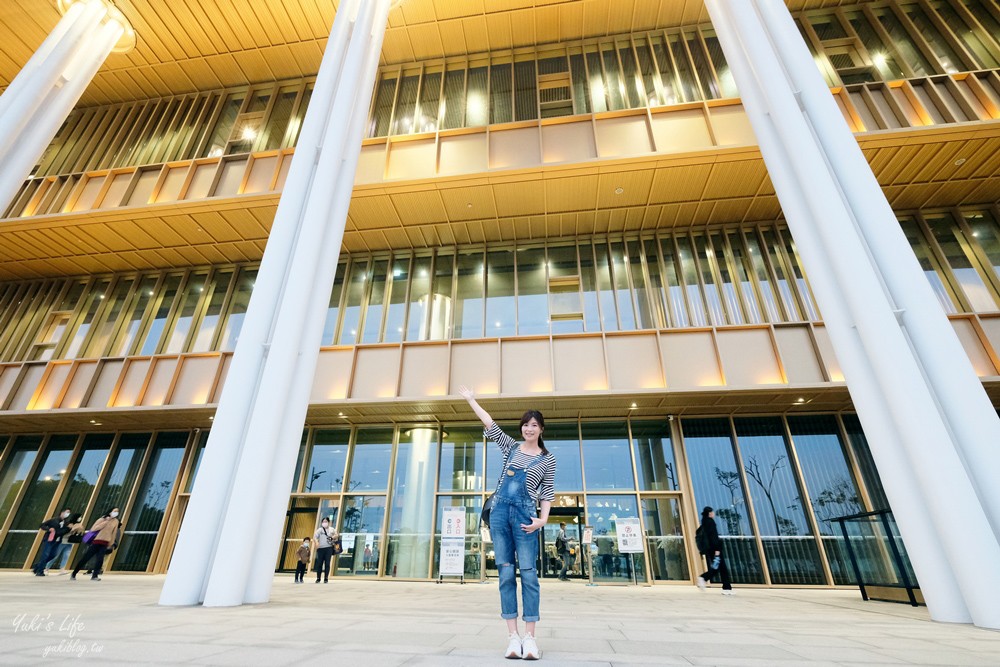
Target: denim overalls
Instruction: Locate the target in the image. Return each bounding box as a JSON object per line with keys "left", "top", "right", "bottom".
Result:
{"left": 490, "top": 445, "right": 546, "bottom": 622}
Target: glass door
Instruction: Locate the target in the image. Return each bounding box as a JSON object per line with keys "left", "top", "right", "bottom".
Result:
{"left": 540, "top": 509, "right": 585, "bottom": 579}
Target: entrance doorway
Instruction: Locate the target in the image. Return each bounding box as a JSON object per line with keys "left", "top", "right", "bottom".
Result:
{"left": 540, "top": 508, "right": 585, "bottom": 579}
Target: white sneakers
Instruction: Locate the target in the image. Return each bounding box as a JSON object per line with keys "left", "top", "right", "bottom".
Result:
{"left": 696, "top": 576, "right": 707, "bottom": 591}
{"left": 505, "top": 633, "right": 540, "bottom": 660}
{"left": 505, "top": 633, "right": 522, "bottom": 659}
{"left": 521, "top": 634, "right": 539, "bottom": 661}
{"left": 722, "top": 589, "right": 736, "bottom": 596}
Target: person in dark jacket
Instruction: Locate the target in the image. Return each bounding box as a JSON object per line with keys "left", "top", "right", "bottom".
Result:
{"left": 295, "top": 537, "right": 311, "bottom": 584}
{"left": 696, "top": 506, "right": 733, "bottom": 594}
{"left": 71, "top": 508, "right": 121, "bottom": 581}
{"left": 33, "top": 509, "right": 74, "bottom": 576}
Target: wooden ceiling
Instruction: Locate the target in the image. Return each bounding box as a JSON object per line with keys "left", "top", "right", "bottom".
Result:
{"left": 1, "top": 0, "right": 860, "bottom": 107}
{"left": 0, "top": 123, "right": 997, "bottom": 281}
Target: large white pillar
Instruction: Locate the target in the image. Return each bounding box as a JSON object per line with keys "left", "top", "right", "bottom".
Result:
{"left": 0, "top": 0, "right": 134, "bottom": 212}
{"left": 705, "top": 0, "right": 1000, "bottom": 629}
{"left": 159, "top": 0, "right": 391, "bottom": 607}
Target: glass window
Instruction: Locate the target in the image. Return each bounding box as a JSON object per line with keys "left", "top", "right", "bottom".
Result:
{"left": 466, "top": 66, "right": 489, "bottom": 127}
{"left": 429, "top": 252, "right": 454, "bottom": 340}
{"left": 900, "top": 218, "right": 958, "bottom": 313}
{"left": 346, "top": 429, "right": 393, "bottom": 492}
{"left": 164, "top": 273, "right": 207, "bottom": 353}
{"left": 306, "top": 429, "right": 350, "bottom": 493}
{"left": 263, "top": 86, "right": 298, "bottom": 150}
{"left": 681, "top": 418, "right": 764, "bottom": 583}
{"left": 960, "top": 1, "right": 1000, "bottom": 68}
{"left": 84, "top": 278, "right": 133, "bottom": 357}
{"left": 610, "top": 242, "right": 636, "bottom": 330}
{"left": 627, "top": 240, "right": 658, "bottom": 329}
{"left": 191, "top": 270, "right": 232, "bottom": 352}
{"left": 110, "top": 276, "right": 157, "bottom": 356}
{"left": 711, "top": 233, "right": 744, "bottom": 325}
{"left": 392, "top": 74, "right": 420, "bottom": 135}
{"left": 490, "top": 63, "right": 513, "bottom": 124}
{"left": 485, "top": 251, "right": 516, "bottom": 337}
{"left": 733, "top": 417, "right": 825, "bottom": 585}
{"left": 641, "top": 239, "right": 667, "bottom": 329}
{"left": 925, "top": 214, "right": 997, "bottom": 311}
{"left": 841, "top": 414, "right": 889, "bottom": 512}
{"left": 386, "top": 427, "right": 439, "bottom": 578}
{"left": 439, "top": 428, "right": 484, "bottom": 492}
{"left": 669, "top": 33, "right": 700, "bottom": 101}
{"left": 64, "top": 280, "right": 110, "bottom": 358}
{"left": 454, "top": 252, "right": 484, "bottom": 339}
{"left": 405, "top": 256, "right": 432, "bottom": 341}
{"left": 578, "top": 244, "right": 605, "bottom": 332}
{"left": 875, "top": 8, "right": 933, "bottom": 75}
{"left": 601, "top": 45, "right": 626, "bottom": 110}
{"left": 138, "top": 274, "right": 182, "bottom": 355}
{"left": 322, "top": 263, "right": 346, "bottom": 345}
{"left": 811, "top": 14, "right": 848, "bottom": 40}
{"left": 441, "top": 69, "right": 466, "bottom": 130}
{"left": 788, "top": 415, "right": 867, "bottom": 584}
{"left": 59, "top": 434, "right": 113, "bottom": 515}
{"left": 618, "top": 45, "right": 644, "bottom": 108}
{"left": 847, "top": 12, "right": 905, "bottom": 80}
{"left": 113, "top": 432, "right": 187, "bottom": 571}
{"left": 965, "top": 211, "right": 1000, "bottom": 283}
{"left": 219, "top": 268, "right": 256, "bottom": 351}
{"left": 548, "top": 245, "right": 584, "bottom": 335}
{"left": 569, "top": 53, "right": 591, "bottom": 114}
{"left": 586, "top": 51, "right": 608, "bottom": 112}
{"left": 0, "top": 435, "right": 75, "bottom": 568}
{"left": 904, "top": 4, "right": 964, "bottom": 73}
{"left": 544, "top": 423, "right": 583, "bottom": 492}
{"left": 635, "top": 42, "right": 660, "bottom": 106}
{"left": 693, "top": 235, "right": 725, "bottom": 325}
{"left": 631, "top": 421, "right": 679, "bottom": 491}
{"left": 337, "top": 495, "right": 386, "bottom": 575}
{"left": 514, "top": 60, "right": 538, "bottom": 121}
{"left": 92, "top": 433, "right": 150, "bottom": 516}
{"left": 762, "top": 229, "right": 802, "bottom": 320}
{"left": 383, "top": 256, "right": 410, "bottom": 344}
{"left": 203, "top": 92, "right": 244, "bottom": 157}
{"left": 660, "top": 237, "right": 689, "bottom": 327}
{"left": 642, "top": 497, "right": 688, "bottom": 581}
{"left": 779, "top": 231, "right": 819, "bottom": 321}
{"left": 417, "top": 71, "right": 442, "bottom": 133}
{"left": 338, "top": 259, "right": 369, "bottom": 345}
{"left": 675, "top": 236, "right": 708, "bottom": 326}
{"left": 686, "top": 31, "right": 719, "bottom": 99}
{"left": 186, "top": 431, "right": 209, "bottom": 493}
{"left": 0, "top": 441, "right": 40, "bottom": 525}
{"left": 581, "top": 422, "right": 635, "bottom": 491}
{"left": 586, "top": 494, "right": 645, "bottom": 583}
{"left": 369, "top": 76, "right": 397, "bottom": 138}
{"left": 516, "top": 247, "right": 548, "bottom": 335}
{"left": 651, "top": 37, "right": 679, "bottom": 105}
{"left": 361, "top": 259, "right": 388, "bottom": 344}
{"left": 743, "top": 232, "right": 783, "bottom": 322}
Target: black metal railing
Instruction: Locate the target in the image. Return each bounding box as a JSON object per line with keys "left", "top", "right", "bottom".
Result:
{"left": 832, "top": 509, "right": 922, "bottom": 607}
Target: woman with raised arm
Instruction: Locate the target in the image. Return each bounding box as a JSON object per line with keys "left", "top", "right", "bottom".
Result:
{"left": 459, "top": 385, "right": 556, "bottom": 661}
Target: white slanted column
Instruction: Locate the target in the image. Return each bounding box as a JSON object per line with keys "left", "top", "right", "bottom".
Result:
{"left": 159, "top": 0, "right": 391, "bottom": 608}
{"left": 0, "top": 0, "right": 134, "bottom": 212}
{"left": 704, "top": 0, "right": 1000, "bottom": 630}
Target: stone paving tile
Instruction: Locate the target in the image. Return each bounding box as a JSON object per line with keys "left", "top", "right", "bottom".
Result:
{"left": 3, "top": 572, "right": 1000, "bottom": 665}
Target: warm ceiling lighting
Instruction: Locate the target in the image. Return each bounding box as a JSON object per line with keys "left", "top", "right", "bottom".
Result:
{"left": 241, "top": 126, "right": 258, "bottom": 142}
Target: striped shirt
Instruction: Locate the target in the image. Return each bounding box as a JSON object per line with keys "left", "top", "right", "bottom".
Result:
{"left": 485, "top": 423, "right": 556, "bottom": 503}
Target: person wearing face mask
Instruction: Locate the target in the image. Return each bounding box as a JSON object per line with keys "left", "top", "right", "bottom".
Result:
{"left": 47, "top": 513, "right": 84, "bottom": 575}
{"left": 295, "top": 536, "right": 311, "bottom": 583}
{"left": 32, "top": 508, "right": 74, "bottom": 576}
{"left": 71, "top": 508, "right": 122, "bottom": 582}
{"left": 313, "top": 517, "right": 338, "bottom": 583}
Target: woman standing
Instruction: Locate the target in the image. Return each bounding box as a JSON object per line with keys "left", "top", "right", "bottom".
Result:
{"left": 460, "top": 386, "right": 556, "bottom": 661}
{"left": 71, "top": 508, "right": 121, "bottom": 581}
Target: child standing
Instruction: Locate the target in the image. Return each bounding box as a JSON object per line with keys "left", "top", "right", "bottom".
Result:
{"left": 295, "top": 537, "right": 311, "bottom": 584}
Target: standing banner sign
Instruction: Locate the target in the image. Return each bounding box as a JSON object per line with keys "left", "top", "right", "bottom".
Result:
{"left": 439, "top": 507, "right": 467, "bottom": 579}
{"left": 615, "top": 518, "right": 643, "bottom": 553}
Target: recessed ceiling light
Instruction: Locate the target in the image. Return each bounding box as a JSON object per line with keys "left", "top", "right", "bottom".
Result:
{"left": 614, "top": 187, "right": 624, "bottom": 195}
{"left": 954, "top": 158, "right": 967, "bottom": 166}
{"left": 630, "top": 402, "right": 637, "bottom": 409}
{"left": 466, "top": 202, "right": 473, "bottom": 208}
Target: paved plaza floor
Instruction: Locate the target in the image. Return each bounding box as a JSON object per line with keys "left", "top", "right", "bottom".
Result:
{"left": 2, "top": 572, "right": 999, "bottom": 665}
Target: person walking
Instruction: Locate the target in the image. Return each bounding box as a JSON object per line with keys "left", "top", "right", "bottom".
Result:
{"left": 556, "top": 522, "right": 570, "bottom": 581}
{"left": 33, "top": 508, "right": 73, "bottom": 576}
{"left": 71, "top": 508, "right": 121, "bottom": 581}
{"left": 313, "top": 517, "right": 337, "bottom": 583}
{"left": 46, "top": 513, "right": 84, "bottom": 575}
{"left": 460, "top": 385, "right": 556, "bottom": 661}
{"left": 295, "top": 536, "right": 311, "bottom": 584}
{"left": 696, "top": 506, "right": 734, "bottom": 595}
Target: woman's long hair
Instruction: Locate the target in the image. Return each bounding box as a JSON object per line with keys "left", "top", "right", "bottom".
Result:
{"left": 520, "top": 410, "right": 549, "bottom": 456}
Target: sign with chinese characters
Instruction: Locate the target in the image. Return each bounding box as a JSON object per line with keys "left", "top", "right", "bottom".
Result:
{"left": 615, "top": 517, "right": 643, "bottom": 553}
{"left": 582, "top": 525, "right": 594, "bottom": 545}
{"left": 442, "top": 507, "right": 466, "bottom": 538}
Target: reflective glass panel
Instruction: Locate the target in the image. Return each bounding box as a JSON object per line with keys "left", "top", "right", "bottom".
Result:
{"left": 307, "top": 429, "right": 351, "bottom": 493}
{"left": 346, "top": 429, "right": 393, "bottom": 492}
{"left": 642, "top": 497, "right": 688, "bottom": 581}
{"left": 338, "top": 495, "right": 386, "bottom": 575}
{"left": 432, "top": 496, "right": 483, "bottom": 579}
{"left": 581, "top": 422, "right": 635, "bottom": 491}
{"left": 586, "top": 494, "right": 646, "bottom": 583}
{"left": 386, "top": 427, "right": 440, "bottom": 578}
{"left": 631, "top": 421, "right": 679, "bottom": 491}
{"left": 439, "top": 428, "right": 484, "bottom": 492}
{"left": 219, "top": 269, "right": 256, "bottom": 351}
{"left": 516, "top": 247, "right": 548, "bottom": 335}
{"left": 485, "top": 251, "right": 516, "bottom": 337}
{"left": 454, "top": 252, "right": 484, "bottom": 339}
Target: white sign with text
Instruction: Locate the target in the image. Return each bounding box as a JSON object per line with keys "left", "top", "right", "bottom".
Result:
{"left": 615, "top": 517, "right": 643, "bottom": 553}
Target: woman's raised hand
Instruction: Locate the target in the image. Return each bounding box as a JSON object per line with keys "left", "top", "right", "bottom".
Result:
{"left": 458, "top": 384, "right": 474, "bottom": 401}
